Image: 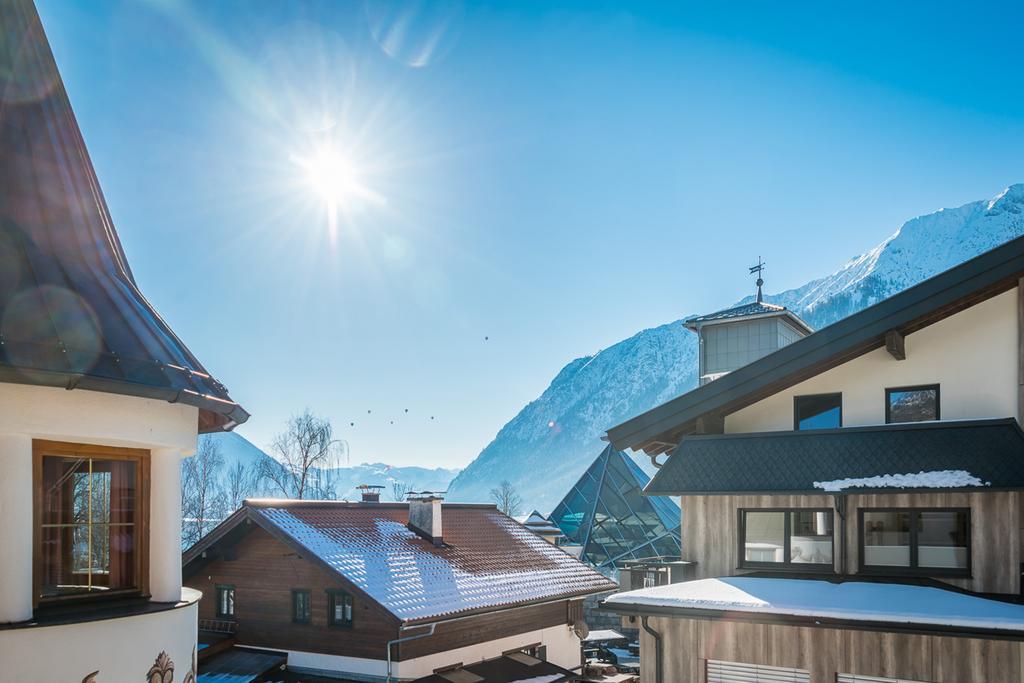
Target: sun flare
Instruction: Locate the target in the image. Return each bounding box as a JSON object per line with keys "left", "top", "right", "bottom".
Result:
{"left": 298, "top": 147, "right": 362, "bottom": 206}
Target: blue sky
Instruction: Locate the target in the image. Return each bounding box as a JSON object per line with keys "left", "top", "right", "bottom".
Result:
{"left": 37, "top": 0, "right": 1024, "bottom": 468}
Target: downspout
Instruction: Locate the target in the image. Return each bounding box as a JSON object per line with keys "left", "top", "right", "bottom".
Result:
{"left": 640, "top": 616, "right": 663, "bottom": 683}
{"left": 386, "top": 623, "right": 436, "bottom": 683}
{"left": 834, "top": 493, "right": 847, "bottom": 576}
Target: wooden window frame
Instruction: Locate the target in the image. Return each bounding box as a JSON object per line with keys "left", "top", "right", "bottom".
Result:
{"left": 793, "top": 392, "right": 843, "bottom": 430}
{"left": 884, "top": 384, "right": 940, "bottom": 424}
{"left": 291, "top": 588, "right": 311, "bottom": 624}
{"left": 326, "top": 588, "right": 354, "bottom": 628}
{"left": 858, "top": 507, "right": 971, "bottom": 578}
{"left": 32, "top": 439, "right": 151, "bottom": 608}
{"left": 216, "top": 583, "right": 236, "bottom": 619}
{"left": 737, "top": 508, "right": 835, "bottom": 572}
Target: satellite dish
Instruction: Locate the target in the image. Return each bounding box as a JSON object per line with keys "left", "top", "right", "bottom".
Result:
{"left": 572, "top": 621, "right": 589, "bottom": 640}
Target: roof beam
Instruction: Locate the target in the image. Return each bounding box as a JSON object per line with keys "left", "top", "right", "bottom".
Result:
{"left": 884, "top": 329, "right": 906, "bottom": 360}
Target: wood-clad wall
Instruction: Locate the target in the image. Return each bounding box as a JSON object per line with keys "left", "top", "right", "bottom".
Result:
{"left": 187, "top": 526, "right": 402, "bottom": 660}
{"left": 680, "top": 491, "right": 1021, "bottom": 594}
{"left": 640, "top": 616, "right": 1024, "bottom": 683}
{"left": 185, "top": 526, "right": 576, "bottom": 661}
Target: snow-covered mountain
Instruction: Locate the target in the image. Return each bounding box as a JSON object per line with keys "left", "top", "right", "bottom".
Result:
{"left": 446, "top": 184, "right": 1024, "bottom": 513}
{"left": 201, "top": 431, "right": 460, "bottom": 501}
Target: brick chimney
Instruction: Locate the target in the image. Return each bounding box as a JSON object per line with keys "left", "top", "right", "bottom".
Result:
{"left": 357, "top": 484, "right": 384, "bottom": 503}
{"left": 407, "top": 492, "right": 444, "bottom": 546}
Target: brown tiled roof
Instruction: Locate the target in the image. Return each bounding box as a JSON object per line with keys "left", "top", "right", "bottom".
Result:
{"left": 188, "top": 501, "right": 617, "bottom": 623}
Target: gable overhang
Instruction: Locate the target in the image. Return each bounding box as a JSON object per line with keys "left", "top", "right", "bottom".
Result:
{"left": 607, "top": 235, "right": 1024, "bottom": 456}
{"left": 684, "top": 309, "right": 813, "bottom": 335}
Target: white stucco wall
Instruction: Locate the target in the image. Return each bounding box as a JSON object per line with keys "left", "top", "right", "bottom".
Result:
{"left": 283, "top": 622, "right": 581, "bottom": 681}
{"left": 0, "top": 383, "right": 199, "bottom": 665}
{"left": 0, "top": 589, "right": 199, "bottom": 682}
{"left": 725, "top": 290, "right": 1019, "bottom": 433}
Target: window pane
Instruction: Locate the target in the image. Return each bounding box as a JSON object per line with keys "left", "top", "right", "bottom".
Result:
{"left": 795, "top": 394, "right": 842, "bottom": 430}
{"left": 918, "top": 511, "right": 968, "bottom": 569}
{"left": 888, "top": 387, "right": 938, "bottom": 423}
{"left": 40, "top": 455, "right": 137, "bottom": 596}
{"left": 743, "top": 512, "right": 785, "bottom": 563}
{"left": 790, "top": 511, "right": 833, "bottom": 564}
{"left": 863, "top": 511, "right": 911, "bottom": 566}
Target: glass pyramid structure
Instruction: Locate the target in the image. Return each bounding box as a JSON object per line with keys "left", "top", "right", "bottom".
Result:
{"left": 549, "top": 445, "right": 681, "bottom": 569}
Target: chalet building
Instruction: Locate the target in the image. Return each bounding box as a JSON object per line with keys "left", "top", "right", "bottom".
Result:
{"left": 0, "top": 1, "right": 248, "bottom": 680}
{"left": 182, "top": 496, "right": 617, "bottom": 681}
{"left": 602, "top": 240, "right": 1024, "bottom": 683}
{"left": 517, "top": 510, "right": 568, "bottom": 545}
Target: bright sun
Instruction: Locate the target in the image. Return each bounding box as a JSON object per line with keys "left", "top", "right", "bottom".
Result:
{"left": 298, "top": 147, "right": 361, "bottom": 206}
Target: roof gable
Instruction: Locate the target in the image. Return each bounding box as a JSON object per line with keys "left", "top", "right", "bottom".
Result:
{"left": 608, "top": 234, "right": 1024, "bottom": 455}
{"left": 684, "top": 301, "right": 812, "bottom": 333}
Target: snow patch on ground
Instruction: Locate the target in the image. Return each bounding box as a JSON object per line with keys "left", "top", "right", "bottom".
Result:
{"left": 604, "top": 577, "right": 1024, "bottom": 632}
{"left": 813, "top": 469, "right": 988, "bottom": 492}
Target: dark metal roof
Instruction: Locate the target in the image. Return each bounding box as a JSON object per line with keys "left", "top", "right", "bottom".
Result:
{"left": 684, "top": 300, "right": 811, "bottom": 332}
{"left": 412, "top": 653, "right": 578, "bottom": 683}
{"left": 608, "top": 234, "right": 1024, "bottom": 455}
{"left": 198, "top": 646, "right": 287, "bottom": 683}
{"left": 0, "top": 0, "right": 246, "bottom": 431}
{"left": 645, "top": 418, "right": 1024, "bottom": 495}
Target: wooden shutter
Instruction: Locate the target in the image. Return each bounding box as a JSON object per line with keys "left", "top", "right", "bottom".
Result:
{"left": 706, "top": 659, "right": 810, "bottom": 682}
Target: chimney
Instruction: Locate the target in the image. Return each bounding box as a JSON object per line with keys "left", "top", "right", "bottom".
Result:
{"left": 407, "top": 492, "right": 444, "bottom": 546}
{"left": 357, "top": 484, "right": 384, "bottom": 503}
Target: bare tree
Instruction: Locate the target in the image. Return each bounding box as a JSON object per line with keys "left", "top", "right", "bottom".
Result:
{"left": 489, "top": 480, "right": 523, "bottom": 517}
{"left": 182, "top": 435, "right": 225, "bottom": 546}
{"left": 224, "top": 460, "right": 260, "bottom": 514}
{"left": 259, "top": 409, "right": 347, "bottom": 500}
{"left": 391, "top": 480, "right": 414, "bottom": 502}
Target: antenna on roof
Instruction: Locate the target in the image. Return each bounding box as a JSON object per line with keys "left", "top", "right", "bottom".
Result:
{"left": 749, "top": 257, "right": 765, "bottom": 303}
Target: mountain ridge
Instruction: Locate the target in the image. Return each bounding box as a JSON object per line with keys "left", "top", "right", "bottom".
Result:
{"left": 446, "top": 184, "right": 1024, "bottom": 512}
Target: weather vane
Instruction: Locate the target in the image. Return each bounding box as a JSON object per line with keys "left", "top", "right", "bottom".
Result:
{"left": 749, "top": 257, "right": 765, "bottom": 303}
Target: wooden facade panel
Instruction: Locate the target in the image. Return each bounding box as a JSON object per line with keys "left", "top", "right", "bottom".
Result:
{"left": 840, "top": 630, "right": 932, "bottom": 681}
{"left": 931, "top": 634, "right": 1022, "bottom": 682}
{"left": 186, "top": 526, "right": 401, "bottom": 660}
{"left": 643, "top": 617, "right": 1024, "bottom": 683}
{"left": 398, "top": 600, "right": 572, "bottom": 659}
{"left": 681, "top": 491, "right": 1021, "bottom": 594}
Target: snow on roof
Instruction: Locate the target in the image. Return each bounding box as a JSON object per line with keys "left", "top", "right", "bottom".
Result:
{"left": 583, "top": 629, "right": 626, "bottom": 642}
{"left": 251, "top": 502, "right": 617, "bottom": 622}
{"left": 813, "top": 469, "right": 989, "bottom": 492}
{"left": 603, "top": 577, "right": 1024, "bottom": 633}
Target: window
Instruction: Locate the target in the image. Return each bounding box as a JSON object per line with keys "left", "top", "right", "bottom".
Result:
{"left": 738, "top": 509, "right": 834, "bottom": 569}
{"left": 35, "top": 440, "right": 149, "bottom": 602}
{"left": 292, "top": 589, "right": 311, "bottom": 623}
{"left": 216, "top": 584, "right": 235, "bottom": 618}
{"left": 885, "top": 385, "right": 939, "bottom": 423}
{"left": 860, "top": 508, "right": 969, "bottom": 575}
{"left": 327, "top": 589, "right": 353, "bottom": 627}
{"left": 793, "top": 393, "right": 842, "bottom": 430}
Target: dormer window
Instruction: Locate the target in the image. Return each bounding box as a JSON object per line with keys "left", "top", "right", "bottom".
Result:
{"left": 35, "top": 441, "right": 149, "bottom": 603}
{"left": 793, "top": 393, "right": 842, "bottom": 430}
{"left": 885, "top": 384, "right": 940, "bottom": 423}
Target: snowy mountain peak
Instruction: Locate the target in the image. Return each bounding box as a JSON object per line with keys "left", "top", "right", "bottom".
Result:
{"left": 446, "top": 185, "right": 1024, "bottom": 512}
